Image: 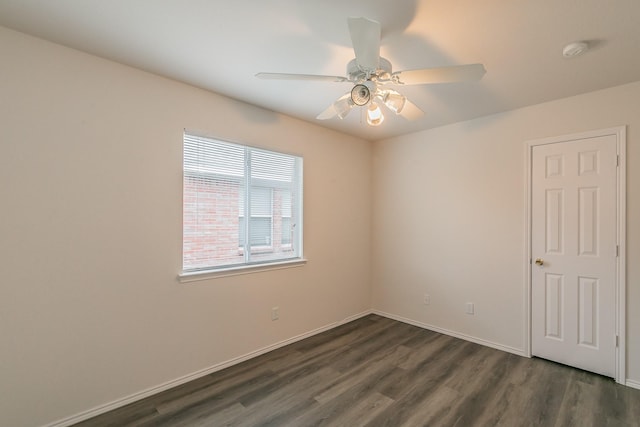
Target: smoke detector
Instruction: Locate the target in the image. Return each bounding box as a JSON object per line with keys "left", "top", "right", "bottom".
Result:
{"left": 562, "top": 41, "right": 589, "bottom": 58}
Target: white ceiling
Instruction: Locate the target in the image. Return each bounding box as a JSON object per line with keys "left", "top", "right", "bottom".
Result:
{"left": 1, "top": 0, "right": 640, "bottom": 141}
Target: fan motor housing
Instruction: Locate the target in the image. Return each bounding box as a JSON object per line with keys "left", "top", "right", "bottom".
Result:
{"left": 347, "top": 57, "right": 392, "bottom": 82}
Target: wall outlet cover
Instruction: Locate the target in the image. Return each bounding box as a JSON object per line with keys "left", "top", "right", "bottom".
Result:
{"left": 466, "top": 303, "right": 475, "bottom": 315}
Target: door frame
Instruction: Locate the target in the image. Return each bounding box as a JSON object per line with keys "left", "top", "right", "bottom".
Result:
{"left": 524, "top": 126, "right": 626, "bottom": 384}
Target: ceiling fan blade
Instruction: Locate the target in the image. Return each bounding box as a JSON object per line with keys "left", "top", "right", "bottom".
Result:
{"left": 255, "top": 72, "right": 348, "bottom": 82}
{"left": 316, "top": 104, "right": 337, "bottom": 120}
{"left": 347, "top": 17, "right": 381, "bottom": 72}
{"left": 393, "top": 64, "right": 486, "bottom": 85}
{"left": 398, "top": 99, "right": 424, "bottom": 120}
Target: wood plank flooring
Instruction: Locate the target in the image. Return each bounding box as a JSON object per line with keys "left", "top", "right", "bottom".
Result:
{"left": 74, "top": 315, "right": 640, "bottom": 426}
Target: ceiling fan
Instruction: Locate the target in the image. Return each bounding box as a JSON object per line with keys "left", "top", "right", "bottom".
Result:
{"left": 256, "top": 17, "right": 486, "bottom": 126}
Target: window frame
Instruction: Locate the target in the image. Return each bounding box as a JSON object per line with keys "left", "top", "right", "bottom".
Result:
{"left": 179, "top": 132, "right": 305, "bottom": 282}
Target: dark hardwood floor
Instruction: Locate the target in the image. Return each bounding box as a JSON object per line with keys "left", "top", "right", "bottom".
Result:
{"left": 74, "top": 315, "right": 640, "bottom": 426}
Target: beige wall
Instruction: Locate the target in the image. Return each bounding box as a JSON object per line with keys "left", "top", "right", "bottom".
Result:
{"left": 2, "top": 22, "right": 640, "bottom": 427}
{"left": 372, "top": 81, "right": 640, "bottom": 384}
{"left": 0, "top": 27, "right": 372, "bottom": 427}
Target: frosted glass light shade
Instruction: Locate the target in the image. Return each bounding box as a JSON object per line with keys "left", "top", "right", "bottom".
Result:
{"left": 383, "top": 91, "right": 406, "bottom": 114}
{"left": 334, "top": 96, "right": 353, "bottom": 119}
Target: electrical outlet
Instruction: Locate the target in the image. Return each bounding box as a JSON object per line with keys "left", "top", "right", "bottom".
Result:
{"left": 271, "top": 306, "right": 279, "bottom": 321}
{"left": 466, "top": 302, "right": 475, "bottom": 315}
{"left": 423, "top": 294, "right": 430, "bottom": 305}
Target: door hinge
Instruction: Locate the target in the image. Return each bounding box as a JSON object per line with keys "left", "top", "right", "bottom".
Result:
{"left": 616, "top": 335, "right": 619, "bottom": 347}
{"left": 616, "top": 245, "right": 619, "bottom": 257}
{"left": 616, "top": 155, "right": 620, "bottom": 166}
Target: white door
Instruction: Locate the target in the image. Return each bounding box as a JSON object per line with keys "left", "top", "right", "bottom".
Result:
{"left": 531, "top": 134, "right": 618, "bottom": 377}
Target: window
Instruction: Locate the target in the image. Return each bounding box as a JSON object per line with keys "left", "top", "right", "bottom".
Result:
{"left": 182, "top": 133, "right": 303, "bottom": 274}
{"left": 281, "top": 191, "right": 292, "bottom": 246}
{"left": 238, "top": 186, "right": 273, "bottom": 248}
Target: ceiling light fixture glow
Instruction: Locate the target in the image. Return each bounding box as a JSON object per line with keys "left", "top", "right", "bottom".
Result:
{"left": 366, "top": 103, "right": 384, "bottom": 126}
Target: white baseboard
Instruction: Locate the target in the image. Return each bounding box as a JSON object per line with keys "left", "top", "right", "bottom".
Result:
{"left": 45, "top": 310, "right": 373, "bottom": 427}
{"left": 372, "top": 310, "right": 527, "bottom": 357}
{"left": 626, "top": 379, "right": 640, "bottom": 390}
{"left": 373, "top": 311, "right": 639, "bottom": 391}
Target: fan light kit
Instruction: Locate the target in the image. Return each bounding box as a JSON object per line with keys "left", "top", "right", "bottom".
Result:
{"left": 256, "top": 17, "right": 486, "bottom": 127}
{"left": 351, "top": 83, "right": 372, "bottom": 106}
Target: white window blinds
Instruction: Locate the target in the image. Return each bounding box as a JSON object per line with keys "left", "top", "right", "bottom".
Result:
{"left": 183, "top": 133, "right": 303, "bottom": 272}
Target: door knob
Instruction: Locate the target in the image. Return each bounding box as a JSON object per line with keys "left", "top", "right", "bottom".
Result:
{"left": 535, "top": 258, "right": 544, "bottom": 266}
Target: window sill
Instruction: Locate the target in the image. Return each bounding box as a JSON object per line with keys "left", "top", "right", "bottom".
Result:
{"left": 237, "top": 245, "right": 274, "bottom": 256}
{"left": 178, "top": 258, "right": 307, "bottom": 283}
